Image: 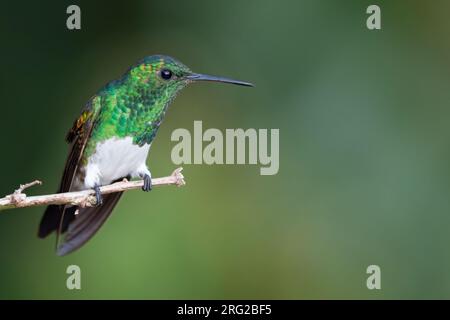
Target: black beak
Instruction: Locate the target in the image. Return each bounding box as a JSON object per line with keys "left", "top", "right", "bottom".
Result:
{"left": 186, "top": 73, "right": 254, "bottom": 87}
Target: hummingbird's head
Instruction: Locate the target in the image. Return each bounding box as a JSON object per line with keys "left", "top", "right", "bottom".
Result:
{"left": 127, "top": 55, "right": 253, "bottom": 100}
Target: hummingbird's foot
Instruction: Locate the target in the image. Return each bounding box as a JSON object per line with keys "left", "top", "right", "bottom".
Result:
{"left": 142, "top": 174, "right": 152, "bottom": 192}
{"left": 94, "top": 185, "right": 103, "bottom": 206}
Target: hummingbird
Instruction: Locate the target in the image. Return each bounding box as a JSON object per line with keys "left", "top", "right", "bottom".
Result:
{"left": 38, "top": 55, "right": 253, "bottom": 256}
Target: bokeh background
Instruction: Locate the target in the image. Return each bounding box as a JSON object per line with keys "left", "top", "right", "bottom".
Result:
{"left": 1, "top": 0, "right": 450, "bottom": 299}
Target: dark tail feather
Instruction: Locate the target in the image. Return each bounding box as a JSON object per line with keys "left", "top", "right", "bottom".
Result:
{"left": 38, "top": 205, "right": 76, "bottom": 238}
{"left": 56, "top": 192, "right": 124, "bottom": 256}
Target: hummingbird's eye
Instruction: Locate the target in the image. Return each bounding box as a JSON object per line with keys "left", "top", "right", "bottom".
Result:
{"left": 160, "top": 69, "right": 173, "bottom": 80}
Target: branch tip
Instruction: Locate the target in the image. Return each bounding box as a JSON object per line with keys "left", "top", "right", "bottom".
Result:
{"left": 172, "top": 167, "right": 185, "bottom": 187}
{"left": 15, "top": 180, "right": 42, "bottom": 194}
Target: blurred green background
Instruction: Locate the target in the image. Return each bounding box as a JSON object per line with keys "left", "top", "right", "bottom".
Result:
{"left": 1, "top": 0, "right": 450, "bottom": 299}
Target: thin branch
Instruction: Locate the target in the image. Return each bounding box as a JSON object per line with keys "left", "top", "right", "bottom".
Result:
{"left": 0, "top": 167, "right": 185, "bottom": 211}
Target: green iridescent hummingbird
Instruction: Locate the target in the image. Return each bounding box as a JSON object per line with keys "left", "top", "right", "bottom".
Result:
{"left": 38, "top": 55, "right": 253, "bottom": 255}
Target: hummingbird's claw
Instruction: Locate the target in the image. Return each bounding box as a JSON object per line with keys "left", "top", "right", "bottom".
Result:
{"left": 142, "top": 174, "right": 152, "bottom": 192}
{"left": 94, "top": 185, "right": 103, "bottom": 206}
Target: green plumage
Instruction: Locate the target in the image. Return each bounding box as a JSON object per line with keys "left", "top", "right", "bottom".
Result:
{"left": 83, "top": 55, "right": 191, "bottom": 162}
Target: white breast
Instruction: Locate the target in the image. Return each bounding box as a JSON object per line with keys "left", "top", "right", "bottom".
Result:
{"left": 83, "top": 137, "right": 151, "bottom": 188}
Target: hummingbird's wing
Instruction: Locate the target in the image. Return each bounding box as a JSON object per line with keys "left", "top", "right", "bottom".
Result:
{"left": 56, "top": 192, "right": 124, "bottom": 255}
{"left": 38, "top": 98, "right": 99, "bottom": 238}
{"left": 62, "top": 99, "right": 99, "bottom": 192}
{"left": 40, "top": 96, "right": 128, "bottom": 255}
